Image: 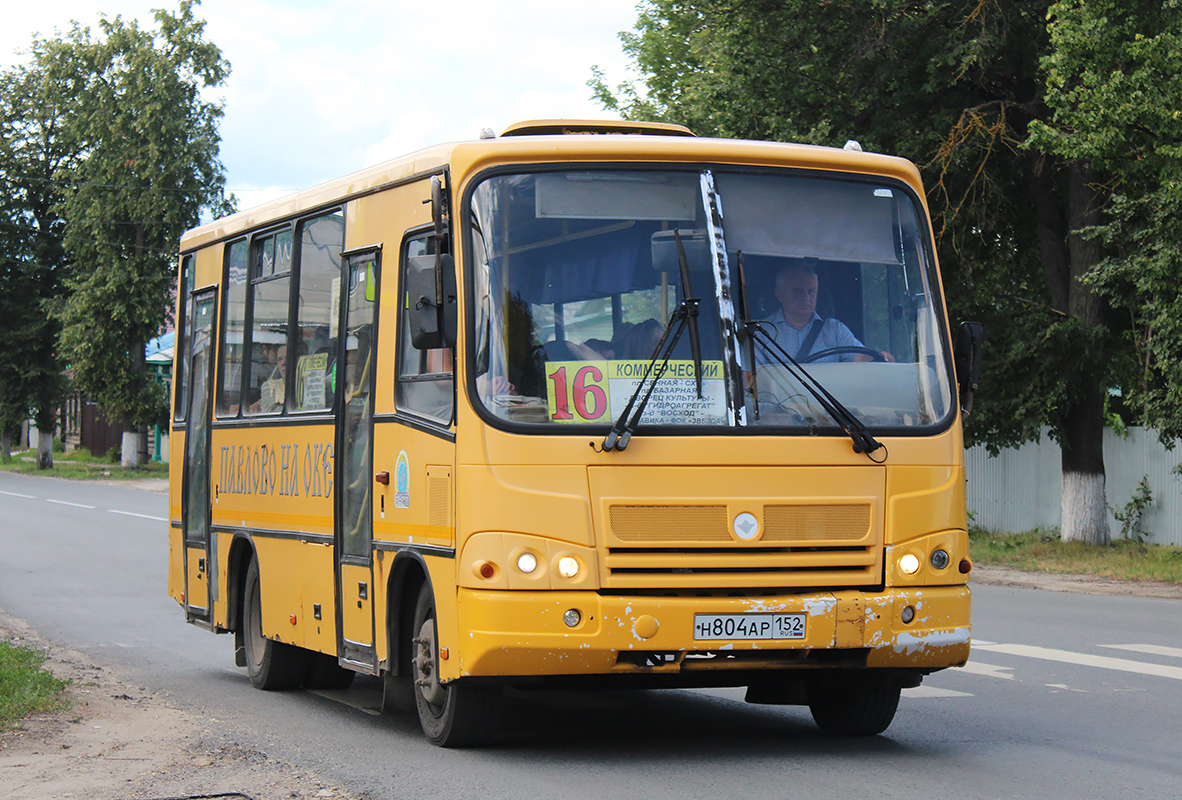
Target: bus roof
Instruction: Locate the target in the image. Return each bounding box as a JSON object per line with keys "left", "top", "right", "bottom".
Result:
{"left": 180, "top": 121, "right": 923, "bottom": 252}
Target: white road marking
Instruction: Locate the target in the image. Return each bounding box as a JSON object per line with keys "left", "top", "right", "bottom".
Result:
{"left": 1100, "top": 644, "right": 1182, "bottom": 659}
{"left": 45, "top": 499, "right": 96, "bottom": 509}
{"left": 109, "top": 509, "right": 168, "bottom": 522}
{"left": 0, "top": 490, "right": 37, "bottom": 499}
{"left": 1045, "top": 684, "right": 1087, "bottom": 693}
{"left": 974, "top": 642, "right": 1182, "bottom": 681}
{"left": 905, "top": 686, "right": 973, "bottom": 698}
{"left": 958, "top": 661, "right": 1016, "bottom": 680}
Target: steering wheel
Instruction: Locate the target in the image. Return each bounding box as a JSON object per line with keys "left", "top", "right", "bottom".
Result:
{"left": 801, "top": 346, "right": 887, "bottom": 364}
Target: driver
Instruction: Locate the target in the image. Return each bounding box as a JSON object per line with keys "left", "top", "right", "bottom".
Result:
{"left": 756, "top": 261, "right": 893, "bottom": 364}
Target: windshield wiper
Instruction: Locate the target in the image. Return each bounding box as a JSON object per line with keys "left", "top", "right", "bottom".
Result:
{"left": 674, "top": 229, "right": 705, "bottom": 397}
{"left": 735, "top": 251, "right": 760, "bottom": 421}
{"left": 602, "top": 230, "right": 702, "bottom": 452}
{"left": 745, "top": 323, "right": 885, "bottom": 459}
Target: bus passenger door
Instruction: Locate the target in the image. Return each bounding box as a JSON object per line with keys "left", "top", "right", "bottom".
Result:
{"left": 182, "top": 290, "right": 217, "bottom": 628}
{"left": 335, "top": 250, "right": 379, "bottom": 671}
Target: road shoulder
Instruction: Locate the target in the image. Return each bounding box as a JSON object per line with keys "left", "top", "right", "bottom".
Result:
{"left": 0, "top": 609, "right": 359, "bottom": 800}
{"left": 972, "top": 565, "right": 1182, "bottom": 599}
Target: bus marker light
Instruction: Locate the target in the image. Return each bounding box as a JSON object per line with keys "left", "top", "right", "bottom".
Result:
{"left": 959, "top": 558, "right": 973, "bottom": 574}
{"left": 517, "top": 552, "right": 539, "bottom": 574}
{"left": 557, "top": 557, "right": 580, "bottom": 579}
{"left": 440, "top": 647, "right": 449, "bottom": 660}
{"left": 478, "top": 562, "right": 496, "bottom": 579}
{"left": 930, "top": 548, "right": 950, "bottom": 570}
{"left": 564, "top": 609, "right": 581, "bottom": 628}
{"left": 899, "top": 554, "right": 920, "bottom": 575}
{"left": 289, "top": 615, "right": 297, "bottom": 625}
{"left": 901, "top": 606, "right": 915, "bottom": 624}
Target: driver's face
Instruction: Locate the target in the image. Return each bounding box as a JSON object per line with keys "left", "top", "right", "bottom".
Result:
{"left": 775, "top": 272, "right": 818, "bottom": 328}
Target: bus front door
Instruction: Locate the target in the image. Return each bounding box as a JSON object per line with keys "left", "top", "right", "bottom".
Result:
{"left": 335, "top": 251, "right": 379, "bottom": 671}
{"left": 182, "top": 290, "right": 217, "bottom": 628}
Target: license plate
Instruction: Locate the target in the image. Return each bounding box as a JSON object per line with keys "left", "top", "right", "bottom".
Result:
{"left": 693, "top": 613, "right": 807, "bottom": 641}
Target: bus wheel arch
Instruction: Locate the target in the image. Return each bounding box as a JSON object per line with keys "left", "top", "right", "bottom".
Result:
{"left": 227, "top": 534, "right": 256, "bottom": 667}
{"left": 381, "top": 553, "right": 428, "bottom": 714}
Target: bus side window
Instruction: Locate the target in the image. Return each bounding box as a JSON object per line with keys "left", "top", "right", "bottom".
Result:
{"left": 396, "top": 236, "right": 454, "bottom": 423}
{"left": 244, "top": 229, "right": 293, "bottom": 415}
{"left": 293, "top": 211, "right": 343, "bottom": 412}
{"left": 217, "top": 240, "right": 249, "bottom": 416}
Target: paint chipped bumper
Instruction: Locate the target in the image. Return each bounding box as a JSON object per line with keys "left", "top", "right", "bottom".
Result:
{"left": 451, "top": 585, "right": 970, "bottom": 678}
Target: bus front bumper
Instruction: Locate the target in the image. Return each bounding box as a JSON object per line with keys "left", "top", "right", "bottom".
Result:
{"left": 451, "top": 585, "right": 970, "bottom": 680}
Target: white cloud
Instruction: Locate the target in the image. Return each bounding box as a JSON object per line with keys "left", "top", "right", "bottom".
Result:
{"left": 6, "top": 0, "right": 644, "bottom": 211}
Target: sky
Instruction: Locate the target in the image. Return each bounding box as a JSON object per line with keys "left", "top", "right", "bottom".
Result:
{"left": 2, "top": 0, "right": 643, "bottom": 210}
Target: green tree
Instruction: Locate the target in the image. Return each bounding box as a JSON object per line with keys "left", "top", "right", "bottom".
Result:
{"left": 0, "top": 41, "right": 85, "bottom": 469}
{"left": 594, "top": 0, "right": 1182, "bottom": 544}
{"left": 55, "top": 0, "right": 232, "bottom": 467}
{"left": 1030, "top": 0, "right": 1182, "bottom": 443}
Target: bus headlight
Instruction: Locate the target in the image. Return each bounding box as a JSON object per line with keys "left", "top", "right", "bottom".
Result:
{"left": 899, "top": 553, "right": 921, "bottom": 575}
{"left": 516, "top": 552, "right": 539, "bottom": 574}
{"left": 556, "top": 556, "right": 580, "bottom": 579}
{"left": 930, "top": 548, "right": 951, "bottom": 570}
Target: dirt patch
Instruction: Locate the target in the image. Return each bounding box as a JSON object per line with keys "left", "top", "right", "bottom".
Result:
{"left": 0, "top": 610, "right": 361, "bottom": 800}
{"left": 972, "top": 565, "right": 1182, "bottom": 599}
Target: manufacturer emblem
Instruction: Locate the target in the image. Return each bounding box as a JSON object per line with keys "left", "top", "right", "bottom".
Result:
{"left": 394, "top": 450, "right": 410, "bottom": 509}
{"left": 733, "top": 512, "right": 760, "bottom": 541}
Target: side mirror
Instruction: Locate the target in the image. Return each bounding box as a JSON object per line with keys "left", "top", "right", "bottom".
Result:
{"left": 954, "top": 321, "right": 983, "bottom": 417}
{"left": 407, "top": 253, "right": 457, "bottom": 349}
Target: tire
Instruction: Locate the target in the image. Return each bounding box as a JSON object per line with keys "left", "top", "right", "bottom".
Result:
{"left": 807, "top": 676, "right": 901, "bottom": 736}
{"left": 242, "top": 555, "right": 309, "bottom": 690}
{"left": 304, "top": 652, "right": 355, "bottom": 690}
{"left": 411, "top": 583, "right": 498, "bottom": 747}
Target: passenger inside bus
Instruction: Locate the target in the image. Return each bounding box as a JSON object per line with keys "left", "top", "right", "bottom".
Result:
{"left": 256, "top": 344, "right": 287, "bottom": 412}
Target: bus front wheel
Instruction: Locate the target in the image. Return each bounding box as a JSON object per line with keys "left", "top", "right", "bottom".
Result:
{"left": 243, "top": 556, "right": 309, "bottom": 690}
{"left": 807, "top": 676, "right": 900, "bottom": 736}
{"left": 411, "top": 584, "right": 498, "bottom": 747}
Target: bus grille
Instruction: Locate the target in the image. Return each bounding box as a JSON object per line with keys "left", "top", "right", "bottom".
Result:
{"left": 610, "top": 504, "right": 871, "bottom": 542}
{"left": 604, "top": 503, "right": 879, "bottom": 590}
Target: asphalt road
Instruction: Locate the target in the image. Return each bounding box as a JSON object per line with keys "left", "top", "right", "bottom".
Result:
{"left": 2, "top": 471, "right": 1180, "bottom": 799}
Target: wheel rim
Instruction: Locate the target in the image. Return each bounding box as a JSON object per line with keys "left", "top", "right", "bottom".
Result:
{"left": 412, "top": 617, "right": 446, "bottom": 710}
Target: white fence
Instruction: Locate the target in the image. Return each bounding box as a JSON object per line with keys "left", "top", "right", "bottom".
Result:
{"left": 966, "top": 427, "right": 1182, "bottom": 546}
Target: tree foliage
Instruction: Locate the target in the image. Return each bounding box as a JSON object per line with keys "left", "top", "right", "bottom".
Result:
{"left": 53, "top": 0, "right": 233, "bottom": 437}
{"left": 0, "top": 40, "right": 83, "bottom": 459}
{"left": 593, "top": 0, "right": 1182, "bottom": 543}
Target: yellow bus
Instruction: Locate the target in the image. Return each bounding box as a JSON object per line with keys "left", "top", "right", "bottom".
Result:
{"left": 169, "top": 120, "right": 982, "bottom": 746}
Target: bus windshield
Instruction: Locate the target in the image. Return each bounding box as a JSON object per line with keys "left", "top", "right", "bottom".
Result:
{"left": 468, "top": 167, "right": 954, "bottom": 433}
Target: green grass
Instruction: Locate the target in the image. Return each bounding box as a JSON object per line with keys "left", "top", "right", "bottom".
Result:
{"left": 0, "top": 642, "right": 69, "bottom": 729}
{"left": 0, "top": 448, "right": 168, "bottom": 480}
{"left": 970, "top": 528, "right": 1182, "bottom": 584}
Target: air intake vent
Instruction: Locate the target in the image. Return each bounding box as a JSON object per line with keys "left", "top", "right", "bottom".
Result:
{"left": 610, "top": 505, "right": 729, "bottom": 542}
{"left": 426, "top": 465, "right": 451, "bottom": 528}
{"left": 763, "top": 504, "right": 871, "bottom": 542}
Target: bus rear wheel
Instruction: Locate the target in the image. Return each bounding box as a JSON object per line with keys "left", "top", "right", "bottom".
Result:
{"left": 807, "top": 676, "right": 900, "bottom": 736}
{"left": 243, "top": 556, "right": 309, "bottom": 690}
{"left": 411, "top": 584, "right": 498, "bottom": 747}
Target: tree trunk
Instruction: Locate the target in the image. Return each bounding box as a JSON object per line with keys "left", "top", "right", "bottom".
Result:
{"left": 1060, "top": 162, "right": 1109, "bottom": 544}
{"left": 34, "top": 403, "right": 56, "bottom": 470}
{"left": 36, "top": 427, "right": 54, "bottom": 469}
{"left": 1, "top": 428, "right": 12, "bottom": 463}
{"left": 121, "top": 430, "right": 141, "bottom": 469}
